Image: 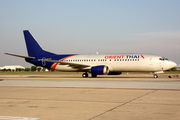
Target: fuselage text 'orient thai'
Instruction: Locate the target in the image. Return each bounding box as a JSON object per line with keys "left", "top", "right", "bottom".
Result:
{"left": 104, "top": 55, "right": 145, "bottom": 59}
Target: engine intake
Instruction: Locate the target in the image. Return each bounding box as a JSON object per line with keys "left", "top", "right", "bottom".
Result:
{"left": 91, "top": 65, "right": 109, "bottom": 75}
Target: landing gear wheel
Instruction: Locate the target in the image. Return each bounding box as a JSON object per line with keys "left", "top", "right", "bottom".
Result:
{"left": 91, "top": 74, "right": 97, "bottom": 78}
{"left": 82, "top": 73, "right": 88, "bottom": 78}
{"left": 154, "top": 74, "right": 158, "bottom": 78}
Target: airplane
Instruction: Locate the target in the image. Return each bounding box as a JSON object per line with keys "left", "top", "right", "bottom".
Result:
{"left": 5, "top": 30, "right": 177, "bottom": 78}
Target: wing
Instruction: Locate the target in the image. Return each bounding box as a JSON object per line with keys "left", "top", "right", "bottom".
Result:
{"left": 42, "top": 59, "right": 91, "bottom": 69}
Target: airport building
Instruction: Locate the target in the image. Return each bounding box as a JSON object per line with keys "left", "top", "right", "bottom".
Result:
{"left": 0, "top": 65, "right": 25, "bottom": 70}
{"left": 176, "top": 65, "right": 180, "bottom": 70}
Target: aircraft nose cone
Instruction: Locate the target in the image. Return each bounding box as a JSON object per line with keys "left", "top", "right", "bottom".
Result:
{"left": 163, "top": 61, "right": 177, "bottom": 70}
{"left": 172, "top": 62, "right": 177, "bottom": 68}
{"left": 170, "top": 61, "right": 177, "bottom": 68}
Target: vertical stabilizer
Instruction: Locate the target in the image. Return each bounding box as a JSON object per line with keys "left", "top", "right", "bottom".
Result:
{"left": 23, "top": 30, "right": 56, "bottom": 57}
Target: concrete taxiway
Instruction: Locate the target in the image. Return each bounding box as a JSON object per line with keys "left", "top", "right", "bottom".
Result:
{"left": 0, "top": 74, "right": 180, "bottom": 120}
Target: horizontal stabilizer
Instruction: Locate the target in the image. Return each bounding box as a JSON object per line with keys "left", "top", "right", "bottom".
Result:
{"left": 5, "top": 53, "right": 35, "bottom": 59}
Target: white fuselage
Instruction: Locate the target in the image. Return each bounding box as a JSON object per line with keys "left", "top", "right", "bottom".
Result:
{"left": 6, "top": 31, "right": 177, "bottom": 78}
{"left": 54, "top": 54, "right": 177, "bottom": 72}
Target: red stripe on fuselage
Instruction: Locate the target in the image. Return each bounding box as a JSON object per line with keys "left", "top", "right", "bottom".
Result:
{"left": 51, "top": 63, "right": 58, "bottom": 70}
{"left": 50, "top": 54, "right": 78, "bottom": 70}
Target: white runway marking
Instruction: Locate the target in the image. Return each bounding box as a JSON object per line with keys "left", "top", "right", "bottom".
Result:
{"left": 0, "top": 116, "right": 39, "bottom": 120}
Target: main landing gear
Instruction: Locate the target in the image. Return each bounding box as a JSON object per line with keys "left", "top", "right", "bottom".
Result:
{"left": 82, "top": 73, "right": 97, "bottom": 78}
{"left": 82, "top": 72, "right": 88, "bottom": 78}
{"left": 91, "top": 74, "right": 97, "bottom": 78}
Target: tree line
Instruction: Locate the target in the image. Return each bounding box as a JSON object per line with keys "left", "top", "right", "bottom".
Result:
{"left": 0, "top": 66, "right": 177, "bottom": 72}
{"left": 0, "top": 66, "right": 51, "bottom": 72}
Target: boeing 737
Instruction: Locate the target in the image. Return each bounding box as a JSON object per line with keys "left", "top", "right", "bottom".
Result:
{"left": 6, "top": 30, "right": 177, "bottom": 78}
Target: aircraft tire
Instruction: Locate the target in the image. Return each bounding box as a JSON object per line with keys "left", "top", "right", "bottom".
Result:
{"left": 154, "top": 74, "right": 158, "bottom": 78}
{"left": 82, "top": 73, "right": 88, "bottom": 78}
{"left": 91, "top": 74, "right": 97, "bottom": 78}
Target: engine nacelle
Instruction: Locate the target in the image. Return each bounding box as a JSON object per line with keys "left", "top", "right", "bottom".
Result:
{"left": 91, "top": 65, "right": 109, "bottom": 75}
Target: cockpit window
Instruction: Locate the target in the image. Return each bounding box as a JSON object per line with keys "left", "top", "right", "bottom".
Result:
{"left": 159, "top": 57, "right": 169, "bottom": 61}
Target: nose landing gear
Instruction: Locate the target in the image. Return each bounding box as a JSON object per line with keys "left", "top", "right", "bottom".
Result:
{"left": 154, "top": 74, "right": 158, "bottom": 78}
{"left": 154, "top": 74, "right": 173, "bottom": 78}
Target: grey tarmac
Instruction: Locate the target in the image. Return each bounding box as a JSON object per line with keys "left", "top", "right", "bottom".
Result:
{"left": 0, "top": 74, "right": 180, "bottom": 120}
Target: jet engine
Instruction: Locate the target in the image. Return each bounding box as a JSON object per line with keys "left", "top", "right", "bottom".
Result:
{"left": 91, "top": 65, "right": 109, "bottom": 75}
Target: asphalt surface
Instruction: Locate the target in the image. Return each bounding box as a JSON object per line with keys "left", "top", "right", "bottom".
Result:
{"left": 1, "top": 79, "right": 180, "bottom": 90}
{"left": 0, "top": 74, "right": 180, "bottom": 89}
{"left": 0, "top": 74, "right": 180, "bottom": 120}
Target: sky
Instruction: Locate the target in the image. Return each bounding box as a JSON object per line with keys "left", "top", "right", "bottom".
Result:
{"left": 1, "top": 0, "right": 180, "bottom": 67}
